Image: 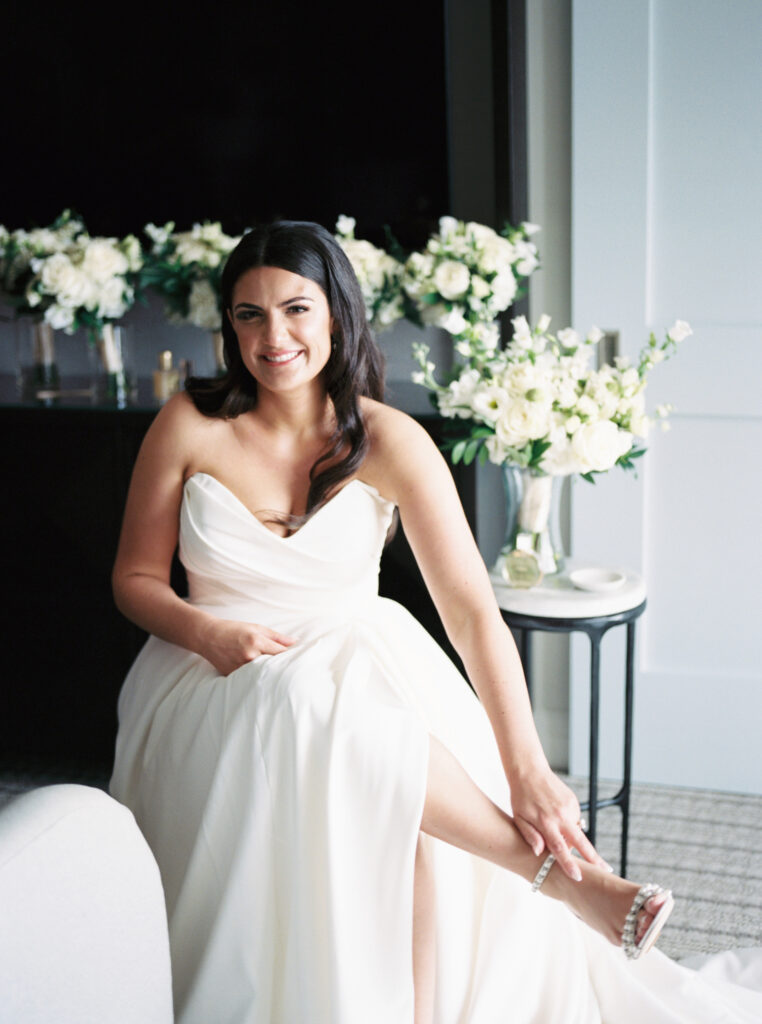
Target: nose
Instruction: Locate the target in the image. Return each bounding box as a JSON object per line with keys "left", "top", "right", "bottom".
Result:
{"left": 263, "top": 311, "right": 288, "bottom": 346}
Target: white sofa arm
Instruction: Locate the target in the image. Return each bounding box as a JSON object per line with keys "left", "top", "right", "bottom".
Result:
{"left": 0, "top": 784, "right": 173, "bottom": 1023}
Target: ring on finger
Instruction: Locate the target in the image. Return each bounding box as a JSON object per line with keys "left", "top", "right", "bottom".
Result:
{"left": 577, "top": 817, "right": 588, "bottom": 832}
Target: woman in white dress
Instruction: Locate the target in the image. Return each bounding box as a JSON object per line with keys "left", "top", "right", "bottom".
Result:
{"left": 110, "top": 220, "right": 762, "bottom": 1023}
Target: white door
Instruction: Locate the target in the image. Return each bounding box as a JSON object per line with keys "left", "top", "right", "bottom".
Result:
{"left": 568, "top": 0, "right": 762, "bottom": 794}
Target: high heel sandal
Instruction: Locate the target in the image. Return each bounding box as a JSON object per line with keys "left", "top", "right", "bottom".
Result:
{"left": 530, "top": 854, "right": 674, "bottom": 960}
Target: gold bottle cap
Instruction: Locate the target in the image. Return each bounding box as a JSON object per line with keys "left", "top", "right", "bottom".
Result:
{"left": 159, "top": 350, "right": 173, "bottom": 371}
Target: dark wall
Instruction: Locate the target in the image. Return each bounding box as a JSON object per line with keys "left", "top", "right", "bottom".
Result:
{"left": 3, "top": 2, "right": 449, "bottom": 249}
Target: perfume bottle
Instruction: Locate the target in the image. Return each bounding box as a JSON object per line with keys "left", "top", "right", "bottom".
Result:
{"left": 153, "top": 350, "right": 180, "bottom": 402}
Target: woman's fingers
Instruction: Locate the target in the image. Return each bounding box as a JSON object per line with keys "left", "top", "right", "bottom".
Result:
{"left": 513, "top": 815, "right": 545, "bottom": 857}
{"left": 569, "top": 824, "right": 611, "bottom": 870}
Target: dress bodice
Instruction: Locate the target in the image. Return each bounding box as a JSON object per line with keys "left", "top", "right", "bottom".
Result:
{"left": 178, "top": 473, "right": 396, "bottom": 623}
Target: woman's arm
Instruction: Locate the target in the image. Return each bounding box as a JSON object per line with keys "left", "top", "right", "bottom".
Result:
{"left": 364, "top": 403, "right": 605, "bottom": 879}
{"left": 112, "top": 394, "right": 295, "bottom": 676}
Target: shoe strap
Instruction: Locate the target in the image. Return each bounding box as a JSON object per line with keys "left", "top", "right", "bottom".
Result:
{"left": 622, "top": 883, "right": 663, "bottom": 959}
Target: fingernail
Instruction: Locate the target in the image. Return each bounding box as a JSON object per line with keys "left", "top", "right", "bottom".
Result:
{"left": 604, "top": 862, "right": 614, "bottom": 873}
{"left": 534, "top": 843, "right": 544, "bottom": 857}
{"left": 572, "top": 865, "right": 582, "bottom": 881}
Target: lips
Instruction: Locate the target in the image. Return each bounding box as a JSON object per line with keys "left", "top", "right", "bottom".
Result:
{"left": 261, "top": 351, "right": 302, "bottom": 365}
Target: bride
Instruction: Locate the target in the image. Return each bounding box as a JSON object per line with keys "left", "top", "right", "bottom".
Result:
{"left": 110, "top": 220, "right": 761, "bottom": 1023}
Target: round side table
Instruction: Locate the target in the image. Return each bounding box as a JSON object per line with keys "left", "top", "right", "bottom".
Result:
{"left": 491, "top": 561, "right": 646, "bottom": 877}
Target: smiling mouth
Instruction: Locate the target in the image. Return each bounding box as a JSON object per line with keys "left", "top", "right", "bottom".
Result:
{"left": 262, "top": 351, "right": 302, "bottom": 365}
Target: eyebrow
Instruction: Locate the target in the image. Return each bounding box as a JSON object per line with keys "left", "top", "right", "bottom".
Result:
{"left": 233, "top": 295, "right": 314, "bottom": 311}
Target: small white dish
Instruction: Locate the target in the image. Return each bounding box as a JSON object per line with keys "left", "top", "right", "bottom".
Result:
{"left": 569, "top": 568, "right": 626, "bottom": 593}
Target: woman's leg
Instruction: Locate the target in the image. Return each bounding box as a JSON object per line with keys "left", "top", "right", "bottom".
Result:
{"left": 412, "top": 834, "right": 436, "bottom": 1024}
{"left": 420, "top": 735, "right": 667, "bottom": 948}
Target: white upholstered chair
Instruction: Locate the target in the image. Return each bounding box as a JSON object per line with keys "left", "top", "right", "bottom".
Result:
{"left": 0, "top": 783, "right": 173, "bottom": 1023}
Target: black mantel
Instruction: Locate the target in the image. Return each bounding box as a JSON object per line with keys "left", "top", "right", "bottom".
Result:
{"left": 1, "top": 383, "right": 475, "bottom": 773}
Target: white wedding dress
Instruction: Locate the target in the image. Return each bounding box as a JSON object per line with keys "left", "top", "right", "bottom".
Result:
{"left": 110, "top": 473, "right": 762, "bottom": 1023}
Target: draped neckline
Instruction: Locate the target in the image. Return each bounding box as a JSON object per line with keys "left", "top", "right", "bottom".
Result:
{"left": 184, "top": 472, "right": 392, "bottom": 542}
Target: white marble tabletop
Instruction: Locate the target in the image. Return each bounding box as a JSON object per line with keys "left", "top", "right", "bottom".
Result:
{"left": 490, "top": 558, "right": 647, "bottom": 620}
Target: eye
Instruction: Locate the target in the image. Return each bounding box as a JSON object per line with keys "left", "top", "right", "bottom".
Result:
{"left": 235, "top": 308, "right": 262, "bottom": 322}
{"left": 286, "top": 304, "right": 310, "bottom": 315}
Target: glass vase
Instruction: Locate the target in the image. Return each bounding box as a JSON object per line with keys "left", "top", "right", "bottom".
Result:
{"left": 16, "top": 321, "right": 60, "bottom": 399}
{"left": 95, "top": 324, "right": 136, "bottom": 407}
{"left": 495, "top": 464, "right": 565, "bottom": 584}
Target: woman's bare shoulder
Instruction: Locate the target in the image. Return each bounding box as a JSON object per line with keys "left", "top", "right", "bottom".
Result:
{"left": 137, "top": 392, "right": 227, "bottom": 475}
{"left": 360, "top": 396, "right": 434, "bottom": 447}
{"left": 359, "top": 397, "right": 452, "bottom": 501}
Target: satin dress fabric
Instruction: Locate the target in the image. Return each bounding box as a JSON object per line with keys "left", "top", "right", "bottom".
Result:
{"left": 110, "top": 473, "right": 762, "bottom": 1023}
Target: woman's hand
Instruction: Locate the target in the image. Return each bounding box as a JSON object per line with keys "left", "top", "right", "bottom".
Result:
{"left": 199, "top": 618, "right": 297, "bottom": 677}
{"left": 509, "top": 767, "right": 609, "bottom": 880}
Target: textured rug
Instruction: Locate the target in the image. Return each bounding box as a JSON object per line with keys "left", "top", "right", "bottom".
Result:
{"left": 1, "top": 764, "right": 760, "bottom": 961}
{"left": 564, "top": 776, "right": 762, "bottom": 960}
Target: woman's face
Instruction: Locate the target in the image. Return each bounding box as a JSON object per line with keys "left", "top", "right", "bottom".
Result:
{"left": 228, "top": 265, "right": 334, "bottom": 395}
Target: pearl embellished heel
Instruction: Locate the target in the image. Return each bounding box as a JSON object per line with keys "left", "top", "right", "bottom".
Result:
{"left": 622, "top": 884, "right": 674, "bottom": 960}
{"left": 529, "top": 856, "right": 674, "bottom": 959}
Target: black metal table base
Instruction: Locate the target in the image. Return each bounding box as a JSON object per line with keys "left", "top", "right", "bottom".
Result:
{"left": 504, "top": 600, "right": 646, "bottom": 878}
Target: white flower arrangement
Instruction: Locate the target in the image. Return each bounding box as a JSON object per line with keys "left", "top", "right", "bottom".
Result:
{"left": 413, "top": 315, "right": 691, "bottom": 480}
{"left": 334, "top": 215, "right": 405, "bottom": 331}
{"left": 141, "top": 220, "right": 240, "bottom": 331}
{"left": 0, "top": 210, "right": 86, "bottom": 314}
{"left": 402, "top": 217, "right": 540, "bottom": 340}
{"left": 0, "top": 210, "right": 143, "bottom": 337}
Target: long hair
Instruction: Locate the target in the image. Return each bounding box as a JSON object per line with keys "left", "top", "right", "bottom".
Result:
{"left": 185, "top": 219, "right": 386, "bottom": 517}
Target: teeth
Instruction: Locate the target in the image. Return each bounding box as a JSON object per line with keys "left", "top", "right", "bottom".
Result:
{"left": 264, "top": 351, "right": 300, "bottom": 364}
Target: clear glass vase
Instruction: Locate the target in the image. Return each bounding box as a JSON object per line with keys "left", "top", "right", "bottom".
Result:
{"left": 495, "top": 464, "right": 565, "bottom": 584}
{"left": 16, "top": 321, "right": 60, "bottom": 399}
{"left": 95, "top": 324, "right": 136, "bottom": 407}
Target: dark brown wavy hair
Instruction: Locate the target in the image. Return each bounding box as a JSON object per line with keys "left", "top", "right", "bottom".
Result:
{"left": 185, "top": 219, "right": 386, "bottom": 518}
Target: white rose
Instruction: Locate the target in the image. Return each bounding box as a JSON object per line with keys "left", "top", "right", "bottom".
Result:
{"left": 97, "top": 277, "right": 130, "bottom": 320}
{"left": 571, "top": 421, "right": 632, "bottom": 473}
{"left": 465, "top": 222, "right": 496, "bottom": 245}
{"left": 188, "top": 278, "right": 221, "bottom": 330}
{"left": 667, "top": 319, "right": 692, "bottom": 343}
{"left": 489, "top": 270, "right": 518, "bottom": 309}
{"left": 536, "top": 313, "right": 551, "bottom": 334}
{"left": 433, "top": 260, "right": 470, "bottom": 300}
{"left": 499, "top": 399, "right": 550, "bottom": 444}
{"left": 81, "top": 239, "right": 129, "bottom": 284}
{"left": 587, "top": 326, "right": 604, "bottom": 345}
{"left": 542, "top": 436, "right": 585, "bottom": 476}
{"left": 436, "top": 307, "right": 469, "bottom": 336}
{"left": 522, "top": 221, "right": 541, "bottom": 236}
{"left": 478, "top": 234, "right": 515, "bottom": 274}
{"left": 470, "top": 275, "right": 490, "bottom": 299}
{"left": 39, "top": 254, "right": 97, "bottom": 309}
{"left": 44, "top": 303, "right": 76, "bottom": 331}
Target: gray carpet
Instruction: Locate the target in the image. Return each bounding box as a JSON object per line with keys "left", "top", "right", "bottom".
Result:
{"left": 1, "top": 766, "right": 760, "bottom": 961}
{"left": 564, "top": 776, "right": 762, "bottom": 960}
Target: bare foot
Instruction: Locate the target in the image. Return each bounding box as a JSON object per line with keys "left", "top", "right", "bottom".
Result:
{"left": 539, "top": 858, "right": 672, "bottom": 950}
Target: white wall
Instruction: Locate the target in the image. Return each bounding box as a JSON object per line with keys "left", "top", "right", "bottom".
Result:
{"left": 570, "top": 0, "right": 762, "bottom": 794}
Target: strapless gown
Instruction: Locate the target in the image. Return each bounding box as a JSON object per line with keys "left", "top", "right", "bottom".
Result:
{"left": 110, "top": 473, "right": 762, "bottom": 1023}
